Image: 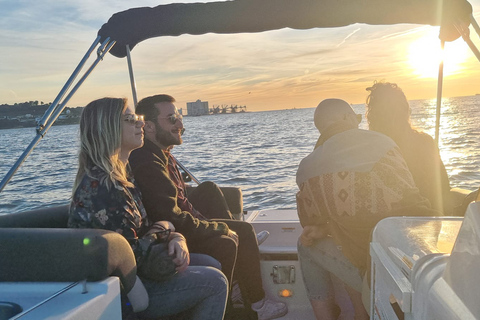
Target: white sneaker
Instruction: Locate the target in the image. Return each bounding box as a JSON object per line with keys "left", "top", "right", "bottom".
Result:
{"left": 252, "top": 298, "right": 288, "bottom": 320}
{"left": 256, "top": 230, "right": 270, "bottom": 246}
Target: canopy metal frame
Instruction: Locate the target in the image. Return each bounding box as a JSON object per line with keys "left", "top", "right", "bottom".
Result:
{"left": 2, "top": 4, "right": 480, "bottom": 194}
{"left": 0, "top": 37, "right": 116, "bottom": 193}
{"left": 434, "top": 14, "right": 480, "bottom": 144}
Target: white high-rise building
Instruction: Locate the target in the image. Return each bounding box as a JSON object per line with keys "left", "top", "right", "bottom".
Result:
{"left": 186, "top": 99, "right": 209, "bottom": 116}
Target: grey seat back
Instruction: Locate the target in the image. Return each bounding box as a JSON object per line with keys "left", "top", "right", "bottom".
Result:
{"left": 0, "top": 228, "right": 137, "bottom": 293}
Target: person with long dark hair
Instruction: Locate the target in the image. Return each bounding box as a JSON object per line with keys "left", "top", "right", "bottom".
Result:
{"left": 366, "top": 81, "right": 451, "bottom": 214}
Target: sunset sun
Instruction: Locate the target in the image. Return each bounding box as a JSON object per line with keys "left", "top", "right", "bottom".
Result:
{"left": 408, "top": 29, "right": 469, "bottom": 78}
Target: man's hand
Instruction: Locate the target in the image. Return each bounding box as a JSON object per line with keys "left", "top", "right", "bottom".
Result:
{"left": 227, "top": 229, "right": 239, "bottom": 244}
{"left": 168, "top": 232, "right": 190, "bottom": 272}
{"left": 299, "top": 225, "right": 328, "bottom": 247}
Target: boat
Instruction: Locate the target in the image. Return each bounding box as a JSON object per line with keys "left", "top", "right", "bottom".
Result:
{"left": 1, "top": 0, "right": 480, "bottom": 319}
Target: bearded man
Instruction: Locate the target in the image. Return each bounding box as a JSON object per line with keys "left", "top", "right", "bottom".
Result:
{"left": 129, "top": 94, "right": 287, "bottom": 320}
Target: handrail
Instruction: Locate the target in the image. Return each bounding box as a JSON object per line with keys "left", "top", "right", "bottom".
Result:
{"left": 0, "top": 37, "right": 116, "bottom": 194}
{"left": 10, "top": 282, "right": 80, "bottom": 320}
{"left": 173, "top": 156, "right": 201, "bottom": 185}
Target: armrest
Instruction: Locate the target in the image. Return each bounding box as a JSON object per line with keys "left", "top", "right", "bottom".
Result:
{"left": 0, "top": 228, "right": 137, "bottom": 293}
{"left": 186, "top": 186, "right": 244, "bottom": 219}
{"left": 220, "top": 187, "right": 243, "bottom": 218}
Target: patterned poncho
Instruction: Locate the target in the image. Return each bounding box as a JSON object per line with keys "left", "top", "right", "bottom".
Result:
{"left": 296, "top": 129, "right": 437, "bottom": 272}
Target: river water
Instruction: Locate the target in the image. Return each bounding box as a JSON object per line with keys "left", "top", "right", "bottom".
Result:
{"left": 1, "top": 95, "right": 480, "bottom": 214}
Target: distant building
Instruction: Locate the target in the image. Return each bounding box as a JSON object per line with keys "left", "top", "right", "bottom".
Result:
{"left": 186, "top": 99, "right": 209, "bottom": 116}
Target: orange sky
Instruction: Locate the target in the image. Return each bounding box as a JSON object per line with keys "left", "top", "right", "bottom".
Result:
{"left": 2, "top": 1, "right": 480, "bottom": 112}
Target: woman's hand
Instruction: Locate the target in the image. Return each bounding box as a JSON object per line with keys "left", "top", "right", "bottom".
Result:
{"left": 168, "top": 232, "right": 190, "bottom": 272}
{"left": 299, "top": 225, "right": 329, "bottom": 247}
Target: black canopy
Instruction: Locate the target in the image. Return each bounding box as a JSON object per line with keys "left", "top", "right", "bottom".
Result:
{"left": 98, "top": 0, "right": 472, "bottom": 58}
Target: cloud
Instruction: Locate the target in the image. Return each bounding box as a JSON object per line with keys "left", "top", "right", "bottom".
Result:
{"left": 336, "top": 28, "right": 361, "bottom": 48}
{"left": 2, "top": 0, "right": 480, "bottom": 110}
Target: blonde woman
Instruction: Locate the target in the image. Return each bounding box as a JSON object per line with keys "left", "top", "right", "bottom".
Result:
{"left": 68, "top": 97, "right": 227, "bottom": 319}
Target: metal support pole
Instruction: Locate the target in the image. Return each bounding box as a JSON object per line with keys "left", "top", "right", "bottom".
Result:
{"left": 126, "top": 45, "right": 138, "bottom": 106}
{"left": 124, "top": 44, "right": 200, "bottom": 185}
{"left": 435, "top": 40, "right": 445, "bottom": 145}
{"left": 36, "top": 36, "right": 101, "bottom": 134}
{"left": 41, "top": 39, "right": 116, "bottom": 136}
{"left": 455, "top": 19, "right": 480, "bottom": 62}
{"left": 470, "top": 14, "right": 480, "bottom": 40}
{"left": 461, "top": 33, "right": 480, "bottom": 62}
{"left": 0, "top": 38, "right": 115, "bottom": 193}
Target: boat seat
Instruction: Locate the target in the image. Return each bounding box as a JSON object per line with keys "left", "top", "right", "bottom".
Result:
{"left": 0, "top": 204, "right": 70, "bottom": 228}
{"left": 0, "top": 185, "right": 244, "bottom": 227}
{"left": 0, "top": 227, "right": 149, "bottom": 314}
{"left": 0, "top": 228, "right": 137, "bottom": 291}
{"left": 221, "top": 187, "right": 243, "bottom": 219}
{"left": 0, "top": 186, "right": 242, "bottom": 315}
{"left": 186, "top": 186, "right": 244, "bottom": 220}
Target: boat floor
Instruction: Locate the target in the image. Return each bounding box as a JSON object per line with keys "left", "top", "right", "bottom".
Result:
{"left": 244, "top": 209, "right": 355, "bottom": 320}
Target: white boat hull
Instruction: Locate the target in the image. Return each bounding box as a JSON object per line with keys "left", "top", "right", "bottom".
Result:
{"left": 0, "top": 278, "right": 122, "bottom": 319}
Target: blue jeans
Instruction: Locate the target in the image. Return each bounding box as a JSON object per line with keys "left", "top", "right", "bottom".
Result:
{"left": 138, "top": 266, "right": 228, "bottom": 319}
{"left": 298, "top": 237, "right": 363, "bottom": 301}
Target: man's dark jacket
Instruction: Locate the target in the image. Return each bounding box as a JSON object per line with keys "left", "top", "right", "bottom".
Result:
{"left": 129, "top": 139, "right": 229, "bottom": 242}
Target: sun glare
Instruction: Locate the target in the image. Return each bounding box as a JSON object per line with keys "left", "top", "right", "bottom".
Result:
{"left": 408, "top": 29, "right": 469, "bottom": 78}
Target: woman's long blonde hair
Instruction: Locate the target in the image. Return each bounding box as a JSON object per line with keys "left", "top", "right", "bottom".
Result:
{"left": 72, "top": 97, "right": 133, "bottom": 196}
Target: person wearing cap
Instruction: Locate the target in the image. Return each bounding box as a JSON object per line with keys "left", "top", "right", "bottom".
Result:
{"left": 295, "top": 99, "right": 437, "bottom": 320}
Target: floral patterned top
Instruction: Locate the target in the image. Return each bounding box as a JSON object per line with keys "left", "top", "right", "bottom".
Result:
{"left": 68, "top": 166, "right": 151, "bottom": 261}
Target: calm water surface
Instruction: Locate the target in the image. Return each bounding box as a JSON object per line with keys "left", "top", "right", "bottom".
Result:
{"left": 1, "top": 95, "right": 480, "bottom": 214}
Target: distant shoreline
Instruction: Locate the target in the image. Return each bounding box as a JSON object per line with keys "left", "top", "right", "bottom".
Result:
{"left": 0, "top": 118, "right": 79, "bottom": 130}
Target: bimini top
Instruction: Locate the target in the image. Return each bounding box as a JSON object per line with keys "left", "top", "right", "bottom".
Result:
{"left": 97, "top": 0, "right": 472, "bottom": 58}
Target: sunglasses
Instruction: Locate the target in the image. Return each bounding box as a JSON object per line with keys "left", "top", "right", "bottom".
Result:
{"left": 154, "top": 228, "right": 171, "bottom": 242}
{"left": 139, "top": 229, "right": 171, "bottom": 251}
{"left": 123, "top": 114, "right": 144, "bottom": 125}
{"left": 160, "top": 113, "right": 183, "bottom": 125}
